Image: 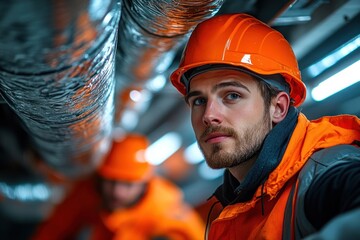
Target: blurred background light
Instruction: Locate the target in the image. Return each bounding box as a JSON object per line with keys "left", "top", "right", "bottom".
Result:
{"left": 146, "top": 132, "right": 182, "bottom": 165}
{"left": 311, "top": 59, "right": 360, "bottom": 101}
{"left": 198, "top": 162, "right": 224, "bottom": 180}
{"left": 184, "top": 142, "right": 205, "bottom": 164}
{"left": 306, "top": 35, "right": 360, "bottom": 78}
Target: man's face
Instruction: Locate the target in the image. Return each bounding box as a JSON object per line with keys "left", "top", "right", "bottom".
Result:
{"left": 100, "top": 179, "right": 146, "bottom": 212}
{"left": 186, "top": 69, "right": 272, "bottom": 169}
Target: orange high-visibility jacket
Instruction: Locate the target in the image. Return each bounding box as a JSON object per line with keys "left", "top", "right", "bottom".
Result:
{"left": 208, "top": 113, "right": 360, "bottom": 240}
{"left": 31, "top": 176, "right": 205, "bottom": 240}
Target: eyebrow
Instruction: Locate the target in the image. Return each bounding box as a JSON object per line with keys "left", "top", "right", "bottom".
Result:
{"left": 185, "top": 90, "right": 201, "bottom": 104}
{"left": 215, "top": 81, "right": 250, "bottom": 93}
{"left": 185, "top": 80, "right": 250, "bottom": 103}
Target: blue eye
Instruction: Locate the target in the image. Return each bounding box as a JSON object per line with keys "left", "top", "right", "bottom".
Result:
{"left": 226, "top": 93, "right": 241, "bottom": 100}
{"left": 193, "top": 97, "right": 206, "bottom": 106}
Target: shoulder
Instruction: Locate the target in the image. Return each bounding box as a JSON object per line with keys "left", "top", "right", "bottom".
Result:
{"left": 297, "top": 144, "right": 360, "bottom": 185}
{"left": 298, "top": 144, "right": 360, "bottom": 233}
{"left": 306, "top": 144, "right": 360, "bottom": 170}
{"left": 297, "top": 144, "right": 360, "bottom": 196}
{"left": 147, "top": 176, "right": 184, "bottom": 200}
{"left": 139, "top": 178, "right": 205, "bottom": 238}
{"left": 305, "top": 144, "right": 360, "bottom": 205}
{"left": 301, "top": 144, "right": 360, "bottom": 197}
{"left": 138, "top": 176, "right": 185, "bottom": 214}
{"left": 304, "top": 144, "right": 360, "bottom": 199}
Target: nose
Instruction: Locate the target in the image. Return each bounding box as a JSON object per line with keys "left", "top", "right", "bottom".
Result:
{"left": 202, "top": 99, "right": 222, "bottom": 126}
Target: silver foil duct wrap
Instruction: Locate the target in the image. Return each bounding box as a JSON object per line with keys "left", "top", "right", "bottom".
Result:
{"left": 0, "top": 0, "right": 121, "bottom": 177}
{"left": 115, "top": 0, "right": 225, "bottom": 86}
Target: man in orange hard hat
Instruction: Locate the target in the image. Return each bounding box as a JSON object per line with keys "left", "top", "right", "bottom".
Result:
{"left": 170, "top": 13, "right": 360, "bottom": 239}
{"left": 31, "top": 134, "right": 205, "bottom": 240}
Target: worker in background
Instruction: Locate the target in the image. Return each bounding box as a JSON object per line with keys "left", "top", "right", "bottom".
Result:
{"left": 170, "top": 13, "right": 360, "bottom": 239}
{"left": 31, "top": 134, "right": 205, "bottom": 240}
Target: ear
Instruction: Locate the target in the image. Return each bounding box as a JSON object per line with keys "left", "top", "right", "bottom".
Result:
{"left": 271, "top": 92, "right": 290, "bottom": 124}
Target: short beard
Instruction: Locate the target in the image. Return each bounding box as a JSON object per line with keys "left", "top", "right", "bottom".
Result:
{"left": 199, "top": 111, "right": 271, "bottom": 169}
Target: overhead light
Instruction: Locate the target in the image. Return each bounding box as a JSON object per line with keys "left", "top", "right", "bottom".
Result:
{"left": 0, "top": 182, "right": 50, "bottom": 201}
{"left": 145, "top": 75, "right": 166, "bottom": 92}
{"left": 198, "top": 162, "right": 224, "bottom": 180}
{"left": 184, "top": 141, "right": 204, "bottom": 164}
{"left": 129, "top": 90, "right": 143, "bottom": 102}
{"left": 120, "top": 109, "right": 139, "bottom": 130}
{"left": 129, "top": 89, "right": 152, "bottom": 112}
{"left": 306, "top": 35, "right": 360, "bottom": 78}
{"left": 145, "top": 132, "right": 182, "bottom": 165}
{"left": 272, "top": 15, "right": 311, "bottom": 26}
{"left": 311, "top": 59, "right": 360, "bottom": 101}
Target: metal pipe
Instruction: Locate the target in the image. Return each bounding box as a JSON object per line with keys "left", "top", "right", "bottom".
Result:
{"left": 0, "top": 0, "right": 121, "bottom": 178}
{"left": 116, "top": 0, "right": 224, "bottom": 83}
{"left": 114, "top": 0, "right": 224, "bottom": 103}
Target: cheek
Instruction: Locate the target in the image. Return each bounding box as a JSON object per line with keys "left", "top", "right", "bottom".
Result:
{"left": 241, "top": 99, "right": 265, "bottom": 119}
{"left": 112, "top": 187, "right": 131, "bottom": 200}
{"left": 191, "top": 113, "right": 203, "bottom": 134}
{"left": 124, "top": 187, "right": 142, "bottom": 200}
{"left": 226, "top": 109, "right": 257, "bottom": 132}
{"left": 191, "top": 111, "right": 200, "bottom": 126}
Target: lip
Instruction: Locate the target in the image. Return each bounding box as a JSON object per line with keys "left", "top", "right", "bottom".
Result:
{"left": 204, "top": 132, "right": 231, "bottom": 143}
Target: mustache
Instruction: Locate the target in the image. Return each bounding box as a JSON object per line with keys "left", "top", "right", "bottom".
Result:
{"left": 200, "top": 125, "right": 237, "bottom": 140}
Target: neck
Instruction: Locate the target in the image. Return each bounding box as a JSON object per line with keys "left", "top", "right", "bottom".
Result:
{"left": 228, "top": 155, "right": 258, "bottom": 182}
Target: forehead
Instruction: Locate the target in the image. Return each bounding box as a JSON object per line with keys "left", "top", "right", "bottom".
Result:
{"left": 189, "top": 69, "right": 258, "bottom": 90}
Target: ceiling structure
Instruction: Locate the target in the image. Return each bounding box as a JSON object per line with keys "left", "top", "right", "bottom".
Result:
{"left": 0, "top": 0, "right": 359, "bottom": 239}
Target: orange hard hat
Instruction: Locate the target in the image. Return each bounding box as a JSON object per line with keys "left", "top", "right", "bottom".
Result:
{"left": 97, "top": 134, "right": 153, "bottom": 182}
{"left": 170, "top": 13, "right": 306, "bottom": 106}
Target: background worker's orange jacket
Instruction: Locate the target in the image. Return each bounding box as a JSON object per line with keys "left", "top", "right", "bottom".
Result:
{"left": 31, "top": 175, "right": 205, "bottom": 240}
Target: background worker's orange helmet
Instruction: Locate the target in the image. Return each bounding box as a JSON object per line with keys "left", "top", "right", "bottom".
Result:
{"left": 97, "top": 134, "right": 153, "bottom": 182}
{"left": 170, "top": 13, "right": 307, "bottom": 107}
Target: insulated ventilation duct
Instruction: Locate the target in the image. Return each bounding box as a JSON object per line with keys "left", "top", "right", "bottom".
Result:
{"left": 0, "top": 0, "right": 121, "bottom": 178}
{"left": 114, "top": 0, "right": 225, "bottom": 129}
